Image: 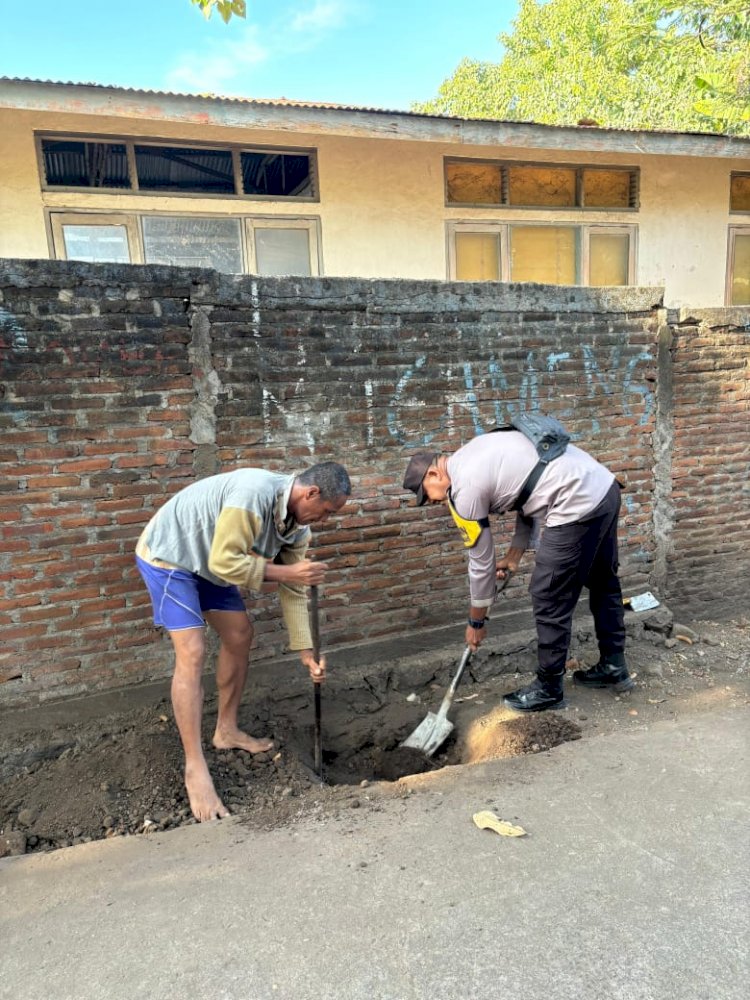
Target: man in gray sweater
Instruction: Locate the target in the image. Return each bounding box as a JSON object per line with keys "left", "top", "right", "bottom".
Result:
{"left": 403, "top": 430, "right": 633, "bottom": 712}
{"left": 136, "top": 462, "right": 351, "bottom": 822}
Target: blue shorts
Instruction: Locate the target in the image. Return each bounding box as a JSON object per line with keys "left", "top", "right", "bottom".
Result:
{"left": 136, "top": 556, "right": 246, "bottom": 631}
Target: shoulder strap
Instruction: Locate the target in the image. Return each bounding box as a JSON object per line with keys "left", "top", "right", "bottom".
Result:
{"left": 511, "top": 461, "right": 547, "bottom": 511}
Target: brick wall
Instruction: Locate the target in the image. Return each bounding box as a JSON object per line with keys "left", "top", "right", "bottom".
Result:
{"left": 659, "top": 309, "right": 750, "bottom": 615}
{"left": 0, "top": 259, "right": 746, "bottom": 705}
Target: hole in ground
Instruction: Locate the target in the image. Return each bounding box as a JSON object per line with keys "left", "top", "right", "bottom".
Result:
{"left": 0, "top": 672, "right": 581, "bottom": 855}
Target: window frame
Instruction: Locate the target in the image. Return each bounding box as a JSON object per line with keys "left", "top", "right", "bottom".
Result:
{"left": 140, "top": 213, "right": 246, "bottom": 272}
{"left": 245, "top": 216, "right": 323, "bottom": 276}
{"left": 444, "top": 156, "right": 640, "bottom": 211}
{"left": 583, "top": 225, "right": 637, "bottom": 286}
{"left": 446, "top": 220, "right": 637, "bottom": 286}
{"left": 48, "top": 211, "right": 144, "bottom": 263}
{"left": 729, "top": 172, "right": 750, "bottom": 215}
{"left": 726, "top": 225, "right": 750, "bottom": 305}
{"left": 36, "top": 132, "right": 320, "bottom": 202}
{"left": 46, "top": 208, "right": 323, "bottom": 277}
{"left": 446, "top": 221, "right": 509, "bottom": 282}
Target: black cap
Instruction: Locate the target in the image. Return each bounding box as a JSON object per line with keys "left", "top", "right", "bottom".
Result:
{"left": 402, "top": 451, "right": 435, "bottom": 506}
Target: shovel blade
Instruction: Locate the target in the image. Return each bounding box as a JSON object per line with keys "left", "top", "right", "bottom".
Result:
{"left": 401, "top": 712, "right": 454, "bottom": 757}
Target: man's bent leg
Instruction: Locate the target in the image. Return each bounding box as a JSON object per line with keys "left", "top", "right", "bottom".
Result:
{"left": 587, "top": 490, "right": 626, "bottom": 659}
{"left": 170, "top": 627, "right": 230, "bottom": 822}
{"left": 505, "top": 513, "right": 608, "bottom": 712}
{"left": 504, "top": 531, "right": 582, "bottom": 711}
{"left": 205, "top": 610, "right": 274, "bottom": 754}
{"left": 574, "top": 485, "right": 633, "bottom": 691}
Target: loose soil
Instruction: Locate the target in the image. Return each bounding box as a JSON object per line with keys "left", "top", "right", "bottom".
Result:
{"left": 1, "top": 613, "right": 748, "bottom": 857}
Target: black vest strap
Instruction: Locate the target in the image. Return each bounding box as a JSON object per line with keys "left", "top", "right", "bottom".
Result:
{"left": 511, "top": 461, "right": 547, "bottom": 511}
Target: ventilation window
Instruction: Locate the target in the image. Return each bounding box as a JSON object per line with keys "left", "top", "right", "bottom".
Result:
{"left": 240, "top": 151, "right": 314, "bottom": 197}
{"left": 446, "top": 161, "right": 504, "bottom": 206}
{"left": 730, "top": 173, "right": 750, "bottom": 213}
{"left": 42, "top": 139, "right": 130, "bottom": 189}
{"left": 583, "top": 169, "right": 637, "bottom": 209}
{"left": 445, "top": 158, "right": 638, "bottom": 210}
{"left": 508, "top": 165, "right": 577, "bottom": 207}
{"left": 134, "top": 145, "right": 235, "bottom": 194}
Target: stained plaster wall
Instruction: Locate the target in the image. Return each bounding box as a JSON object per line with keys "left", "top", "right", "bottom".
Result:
{"left": 0, "top": 108, "right": 747, "bottom": 306}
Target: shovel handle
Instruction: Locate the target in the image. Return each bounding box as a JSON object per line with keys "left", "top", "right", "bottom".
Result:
{"left": 437, "top": 645, "right": 473, "bottom": 717}
{"left": 310, "top": 585, "right": 321, "bottom": 662}
{"left": 496, "top": 569, "right": 514, "bottom": 594}
{"left": 309, "top": 584, "right": 323, "bottom": 781}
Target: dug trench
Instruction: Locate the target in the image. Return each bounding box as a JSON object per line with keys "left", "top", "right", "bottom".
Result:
{"left": 1, "top": 606, "right": 748, "bottom": 856}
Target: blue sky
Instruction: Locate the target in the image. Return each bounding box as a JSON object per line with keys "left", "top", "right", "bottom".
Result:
{"left": 0, "top": 0, "right": 518, "bottom": 110}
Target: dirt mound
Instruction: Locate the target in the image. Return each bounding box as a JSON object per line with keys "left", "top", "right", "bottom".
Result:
{"left": 460, "top": 709, "right": 582, "bottom": 764}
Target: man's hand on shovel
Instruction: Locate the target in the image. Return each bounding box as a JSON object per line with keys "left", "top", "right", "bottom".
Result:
{"left": 300, "top": 648, "right": 326, "bottom": 682}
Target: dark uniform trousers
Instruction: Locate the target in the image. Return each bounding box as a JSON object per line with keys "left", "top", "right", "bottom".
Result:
{"left": 530, "top": 481, "right": 626, "bottom": 680}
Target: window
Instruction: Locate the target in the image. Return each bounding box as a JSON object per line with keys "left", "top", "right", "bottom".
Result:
{"left": 135, "top": 145, "right": 235, "bottom": 194}
{"left": 587, "top": 229, "right": 631, "bottom": 286}
{"left": 241, "top": 151, "right": 313, "bottom": 197}
{"left": 49, "top": 213, "right": 139, "bottom": 263}
{"left": 48, "top": 211, "right": 322, "bottom": 277}
{"left": 38, "top": 135, "right": 318, "bottom": 200}
{"left": 142, "top": 216, "right": 243, "bottom": 271}
{"left": 448, "top": 222, "right": 636, "bottom": 286}
{"left": 728, "top": 227, "right": 750, "bottom": 305}
{"left": 454, "top": 229, "right": 503, "bottom": 281}
{"left": 509, "top": 166, "right": 576, "bottom": 208}
{"left": 41, "top": 139, "right": 130, "bottom": 189}
{"left": 445, "top": 158, "right": 639, "bottom": 210}
{"left": 730, "top": 173, "right": 750, "bottom": 213}
{"left": 246, "top": 218, "right": 321, "bottom": 276}
{"left": 511, "top": 226, "right": 578, "bottom": 283}
{"left": 446, "top": 161, "right": 504, "bottom": 206}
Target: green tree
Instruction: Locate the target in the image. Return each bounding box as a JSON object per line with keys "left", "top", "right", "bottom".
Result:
{"left": 629, "top": 1, "right": 750, "bottom": 131}
{"left": 415, "top": 0, "right": 749, "bottom": 135}
{"left": 190, "top": 0, "right": 246, "bottom": 23}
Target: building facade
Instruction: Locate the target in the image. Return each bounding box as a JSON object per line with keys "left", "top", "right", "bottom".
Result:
{"left": 1, "top": 77, "right": 749, "bottom": 307}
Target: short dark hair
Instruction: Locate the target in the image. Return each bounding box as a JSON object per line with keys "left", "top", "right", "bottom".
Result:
{"left": 297, "top": 462, "right": 352, "bottom": 501}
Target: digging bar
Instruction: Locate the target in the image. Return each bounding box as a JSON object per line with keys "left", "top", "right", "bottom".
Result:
{"left": 401, "top": 646, "right": 473, "bottom": 757}
{"left": 309, "top": 584, "right": 324, "bottom": 783}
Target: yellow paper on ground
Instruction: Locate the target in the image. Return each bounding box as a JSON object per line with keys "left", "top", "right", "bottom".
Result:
{"left": 472, "top": 810, "right": 527, "bottom": 837}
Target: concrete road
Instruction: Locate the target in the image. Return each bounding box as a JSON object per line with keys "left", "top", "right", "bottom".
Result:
{"left": 1, "top": 707, "right": 748, "bottom": 1000}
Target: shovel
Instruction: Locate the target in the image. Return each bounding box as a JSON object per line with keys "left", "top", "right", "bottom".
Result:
{"left": 309, "top": 584, "right": 324, "bottom": 784}
{"left": 401, "top": 646, "right": 472, "bottom": 757}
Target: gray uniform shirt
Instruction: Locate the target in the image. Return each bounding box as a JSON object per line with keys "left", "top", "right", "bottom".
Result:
{"left": 446, "top": 431, "right": 615, "bottom": 607}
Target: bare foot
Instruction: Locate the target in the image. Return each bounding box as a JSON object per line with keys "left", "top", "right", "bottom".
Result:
{"left": 185, "top": 761, "right": 230, "bottom": 822}
{"left": 212, "top": 727, "right": 274, "bottom": 754}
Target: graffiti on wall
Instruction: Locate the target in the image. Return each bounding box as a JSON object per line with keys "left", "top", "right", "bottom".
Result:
{"left": 0, "top": 308, "right": 28, "bottom": 349}
{"left": 386, "top": 345, "right": 655, "bottom": 447}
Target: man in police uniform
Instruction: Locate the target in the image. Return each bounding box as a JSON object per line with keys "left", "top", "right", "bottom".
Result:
{"left": 403, "top": 427, "right": 633, "bottom": 712}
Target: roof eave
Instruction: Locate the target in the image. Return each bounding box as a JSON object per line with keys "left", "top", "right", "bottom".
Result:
{"left": 1, "top": 77, "right": 749, "bottom": 159}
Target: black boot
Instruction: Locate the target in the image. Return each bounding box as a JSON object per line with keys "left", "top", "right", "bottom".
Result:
{"left": 573, "top": 652, "right": 634, "bottom": 692}
{"left": 504, "top": 676, "right": 565, "bottom": 713}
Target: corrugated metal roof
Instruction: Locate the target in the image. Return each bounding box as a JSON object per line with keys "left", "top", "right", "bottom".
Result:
{"left": 1, "top": 75, "right": 744, "bottom": 142}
